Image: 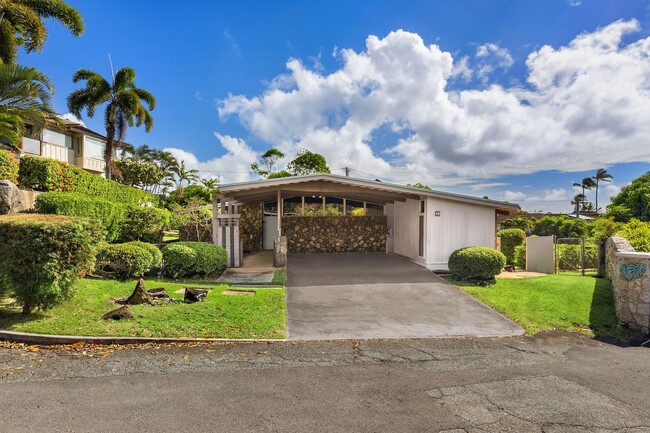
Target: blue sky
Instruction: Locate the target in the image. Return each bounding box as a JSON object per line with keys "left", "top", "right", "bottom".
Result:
{"left": 21, "top": 0, "right": 650, "bottom": 212}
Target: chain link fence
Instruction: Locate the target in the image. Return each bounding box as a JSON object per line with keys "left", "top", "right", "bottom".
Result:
{"left": 555, "top": 237, "right": 601, "bottom": 276}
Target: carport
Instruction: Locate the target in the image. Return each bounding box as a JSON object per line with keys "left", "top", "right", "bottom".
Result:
{"left": 286, "top": 253, "right": 523, "bottom": 340}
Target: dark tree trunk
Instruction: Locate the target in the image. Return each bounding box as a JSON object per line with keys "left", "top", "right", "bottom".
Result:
{"left": 21, "top": 303, "right": 32, "bottom": 315}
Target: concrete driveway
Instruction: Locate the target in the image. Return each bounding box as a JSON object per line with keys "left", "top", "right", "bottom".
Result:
{"left": 286, "top": 253, "right": 523, "bottom": 340}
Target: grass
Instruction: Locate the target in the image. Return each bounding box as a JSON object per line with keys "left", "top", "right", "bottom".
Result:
{"left": 457, "top": 274, "right": 631, "bottom": 340}
{"left": 0, "top": 278, "right": 285, "bottom": 339}
{"left": 272, "top": 269, "right": 286, "bottom": 285}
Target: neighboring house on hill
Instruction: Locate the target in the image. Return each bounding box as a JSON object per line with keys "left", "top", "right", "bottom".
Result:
{"left": 214, "top": 173, "right": 520, "bottom": 270}
{"left": 19, "top": 118, "right": 111, "bottom": 176}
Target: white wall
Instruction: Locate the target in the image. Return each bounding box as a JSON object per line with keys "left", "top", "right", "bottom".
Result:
{"left": 424, "top": 197, "right": 496, "bottom": 270}
{"left": 391, "top": 198, "right": 421, "bottom": 261}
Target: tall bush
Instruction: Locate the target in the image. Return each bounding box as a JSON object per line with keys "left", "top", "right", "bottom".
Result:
{"left": 615, "top": 219, "right": 650, "bottom": 252}
{"left": 19, "top": 155, "right": 159, "bottom": 206}
{"left": 35, "top": 192, "right": 127, "bottom": 242}
{"left": 118, "top": 206, "right": 170, "bottom": 243}
{"left": 0, "top": 214, "right": 99, "bottom": 314}
{"left": 0, "top": 149, "right": 19, "bottom": 183}
{"left": 448, "top": 246, "right": 506, "bottom": 281}
{"left": 497, "top": 228, "right": 526, "bottom": 265}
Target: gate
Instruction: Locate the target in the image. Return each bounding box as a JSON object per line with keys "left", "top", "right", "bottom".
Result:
{"left": 526, "top": 236, "right": 555, "bottom": 274}
{"left": 555, "top": 237, "right": 600, "bottom": 276}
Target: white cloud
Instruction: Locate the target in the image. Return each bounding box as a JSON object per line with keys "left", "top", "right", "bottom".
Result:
{"left": 469, "top": 182, "right": 509, "bottom": 190}
{"left": 194, "top": 90, "right": 204, "bottom": 101}
{"left": 59, "top": 113, "right": 85, "bottom": 126}
{"left": 503, "top": 191, "right": 527, "bottom": 201}
{"left": 224, "top": 29, "right": 241, "bottom": 57}
{"left": 218, "top": 21, "right": 650, "bottom": 190}
{"left": 475, "top": 43, "right": 514, "bottom": 81}
{"left": 567, "top": 0, "right": 581, "bottom": 6}
{"left": 163, "top": 134, "right": 256, "bottom": 183}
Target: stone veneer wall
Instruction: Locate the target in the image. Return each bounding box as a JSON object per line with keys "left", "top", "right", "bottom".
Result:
{"left": 240, "top": 202, "right": 263, "bottom": 253}
{"left": 282, "top": 215, "right": 387, "bottom": 253}
{"left": 605, "top": 237, "right": 650, "bottom": 334}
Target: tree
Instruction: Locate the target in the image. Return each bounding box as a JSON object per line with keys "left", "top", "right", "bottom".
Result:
{"left": 0, "top": 0, "right": 84, "bottom": 65}
{"left": 592, "top": 168, "right": 613, "bottom": 213}
{"left": 408, "top": 182, "right": 432, "bottom": 190}
{"left": 573, "top": 177, "right": 596, "bottom": 197}
{"left": 603, "top": 204, "right": 632, "bottom": 223}
{"left": 571, "top": 193, "right": 586, "bottom": 216}
{"left": 0, "top": 64, "right": 58, "bottom": 152}
{"left": 171, "top": 160, "right": 199, "bottom": 189}
{"left": 251, "top": 148, "right": 285, "bottom": 177}
{"left": 287, "top": 149, "right": 330, "bottom": 175}
{"left": 610, "top": 171, "right": 650, "bottom": 221}
{"left": 200, "top": 177, "right": 219, "bottom": 192}
{"left": 67, "top": 67, "right": 156, "bottom": 178}
{"left": 268, "top": 169, "right": 292, "bottom": 179}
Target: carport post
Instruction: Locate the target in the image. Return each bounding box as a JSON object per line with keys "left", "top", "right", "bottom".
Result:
{"left": 277, "top": 189, "right": 282, "bottom": 236}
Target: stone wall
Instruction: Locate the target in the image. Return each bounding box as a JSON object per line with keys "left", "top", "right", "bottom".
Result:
{"left": 240, "top": 202, "right": 263, "bottom": 253}
{"left": 282, "top": 215, "right": 387, "bottom": 253}
{"left": 605, "top": 237, "right": 650, "bottom": 334}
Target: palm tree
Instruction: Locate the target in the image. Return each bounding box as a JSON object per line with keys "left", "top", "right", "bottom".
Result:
{"left": 573, "top": 177, "right": 596, "bottom": 197}
{"left": 0, "top": 64, "right": 58, "bottom": 151}
{"left": 171, "top": 160, "right": 199, "bottom": 189}
{"left": 201, "top": 177, "right": 219, "bottom": 192}
{"left": 571, "top": 193, "right": 586, "bottom": 217}
{"left": 592, "top": 168, "right": 613, "bottom": 213}
{"left": 0, "top": 0, "right": 84, "bottom": 65}
{"left": 67, "top": 67, "right": 156, "bottom": 178}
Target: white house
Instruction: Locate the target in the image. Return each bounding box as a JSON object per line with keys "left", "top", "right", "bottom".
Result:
{"left": 213, "top": 174, "right": 520, "bottom": 269}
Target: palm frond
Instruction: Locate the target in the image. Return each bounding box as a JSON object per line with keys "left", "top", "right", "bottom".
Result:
{"left": 15, "top": 0, "right": 84, "bottom": 35}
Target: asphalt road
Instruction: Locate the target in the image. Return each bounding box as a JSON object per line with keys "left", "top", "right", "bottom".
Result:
{"left": 0, "top": 332, "right": 649, "bottom": 432}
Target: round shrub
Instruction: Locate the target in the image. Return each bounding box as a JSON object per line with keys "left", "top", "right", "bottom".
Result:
{"left": 448, "top": 246, "right": 506, "bottom": 281}
{"left": 0, "top": 149, "right": 19, "bottom": 183}
{"left": 126, "top": 241, "right": 163, "bottom": 268}
{"left": 162, "top": 241, "right": 227, "bottom": 278}
{"left": 118, "top": 206, "right": 171, "bottom": 243}
{"left": 497, "top": 228, "right": 526, "bottom": 265}
{"left": 95, "top": 243, "right": 154, "bottom": 280}
{"left": 0, "top": 214, "right": 100, "bottom": 314}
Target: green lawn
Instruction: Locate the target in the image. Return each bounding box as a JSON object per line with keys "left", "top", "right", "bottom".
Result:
{"left": 457, "top": 275, "right": 630, "bottom": 340}
{"left": 0, "top": 279, "right": 285, "bottom": 339}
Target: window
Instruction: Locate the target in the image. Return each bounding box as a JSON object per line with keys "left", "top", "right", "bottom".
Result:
{"left": 84, "top": 136, "right": 105, "bottom": 159}
{"left": 43, "top": 129, "right": 73, "bottom": 148}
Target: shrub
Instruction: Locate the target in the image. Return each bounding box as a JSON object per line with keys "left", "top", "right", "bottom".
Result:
{"left": 167, "top": 185, "right": 212, "bottom": 207}
{"left": 35, "top": 192, "right": 127, "bottom": 242}
{"left": 497, "top": 228, "right": 526, "bottom": 265}
{"left": 448, "top": 246, "right": 506, "bottom": 281}
{"left": 118, "top": 206, "right": 170, "bottom": 243}
{"left": 514, "top": 244, "right": 526, "bottom": 269}
{"left": 19, "top": 155, "right": 159, "bottom": 206}
{"left": 127, "top": 241, "right": 162, "bottom": 268}
{"left": 0, "top": 149, "right": 19, "bottom": 183}
{"left": 556, "top": 243, "right": 598, "bottom": 271}
{"left": 615, "top": 219, "right": 650, "bottom": 252}
{"left": 95, "top": 243, "right": 154, "bottom": 280}
{"left": 0, "top": 214, "right": 99, "bottom": 314}
{"left": 531, "top": 215, "right": 589, "bottom": 238}
{"left": 162, "top": 241, "right": 227, "bottom": 278}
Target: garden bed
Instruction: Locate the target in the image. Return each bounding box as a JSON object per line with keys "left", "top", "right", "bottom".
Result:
{"left": 0, "top": 279, "right": 285, "bottom": 339}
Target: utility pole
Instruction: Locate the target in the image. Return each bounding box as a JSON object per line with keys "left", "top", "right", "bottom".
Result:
{"left": 345, "top": 167, "right": 350, "bottom": 177}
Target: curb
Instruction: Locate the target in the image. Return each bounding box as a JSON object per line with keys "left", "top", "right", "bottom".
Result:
{"left": 0, "top": 330, "right": 286, "bottom": 346}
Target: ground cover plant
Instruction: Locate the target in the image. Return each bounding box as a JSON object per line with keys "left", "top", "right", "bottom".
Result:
{"left": 457, "top": 275, "right": 629, "bottom": 340}
{"left": 0, "top": 279, "right": 285, "bottom": 339}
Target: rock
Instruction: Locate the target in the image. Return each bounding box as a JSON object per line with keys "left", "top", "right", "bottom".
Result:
{"left": 184, "top": 287, "right": 210, "bottom": 303}
{"left": 0, "top": 181, "right": 24, "bottom": 215}
{"left": 147, "top": 287, "right": 169, "bottom": 299}
{"left": 101, "top": 305, "right": 134, "bottom": 320}
{"left": 126, "top": 278, "right": 153, "bottom": 305}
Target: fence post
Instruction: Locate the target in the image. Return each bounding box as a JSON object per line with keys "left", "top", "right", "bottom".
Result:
{"left": 581, "top": 237, "right": 586, "bottom": 277}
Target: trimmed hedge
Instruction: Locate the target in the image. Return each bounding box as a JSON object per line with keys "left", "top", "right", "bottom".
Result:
{"left": 35, "top": 192, "right": 170, "bottom": 242}
{"left": 118, "top": 206, "right": 170, "bottom": 244}
{"left": 35, "top": 192, "right": 126, "bottom": 242}
{"left": 162, "top": 241, "right": 227, "bottom": 278}
{"left": 514, "top": 244, "right": 526, "bottom": 269}
{"left": 448, "top": 246, "right": 506, "bottom": 281}
{"left": 127, "top": 241, "right": 163, "bottom": 268}
{"left": 95, "top": 242, "right": 154, "bottom": 280}
{"left": 497, "top": 228, "right": 526, "bottom": 265}
{"left": 0, "top": 149, "right": 19, "bottom": 183}
{"left": 0, "top": 214, "right": 100, "bottom": 314}
{"left": 19, "top": 155, "right": 159, "bottom": 206}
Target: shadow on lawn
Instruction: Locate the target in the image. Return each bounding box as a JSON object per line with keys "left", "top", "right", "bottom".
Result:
{"left": 0, "top": 298, "right": 46, "bottom": 330}
{"left": 589, "top": 277, "right": 648, "bottom": 347}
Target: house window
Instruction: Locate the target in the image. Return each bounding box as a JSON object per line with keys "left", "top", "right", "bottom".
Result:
{"left": 84, "top": 136, "right": 105, "bottom": 159}
{"left": 43, "top": 129, "right": 73, "bottom": 148}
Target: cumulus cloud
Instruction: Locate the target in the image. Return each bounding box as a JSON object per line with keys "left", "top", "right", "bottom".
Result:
{"left": 59, "top": 113, "right": 85, "bottom": 126}
{"left": 475, "top": 43, "right": 514, "bottom": 81}
{"left": 164, "top": 133, "right": 256, "bottom": 183}
{"left": 218, "top": 20, "right": 650, "bottom": 189}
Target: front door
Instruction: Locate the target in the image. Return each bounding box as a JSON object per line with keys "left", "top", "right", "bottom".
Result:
{"left": 263, "top": 216, "right": 278, "bottom": 250}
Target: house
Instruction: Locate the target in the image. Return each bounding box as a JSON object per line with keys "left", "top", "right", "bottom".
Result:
{"left": 20, "top": 118, "right": 110, "bottom": 176}
{"left": 213, "top": 174, "right": 520, "bottom": 269}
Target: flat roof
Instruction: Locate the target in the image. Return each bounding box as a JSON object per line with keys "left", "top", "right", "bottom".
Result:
{"left": 218, "top": 173, "right": 520, "bottom": 212}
